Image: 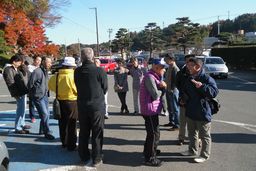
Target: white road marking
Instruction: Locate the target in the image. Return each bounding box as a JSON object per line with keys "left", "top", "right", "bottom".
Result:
{"left": 0, "top": 95, "right": 11, "bottom": 98}
{"left": 229, "top": 75, "right": 256, "bottom": 83}
{"left": 0, "top": 124, "right": 6, "bottom": 126}
{"left": 39, "top": 165, "right": 97, "bottom": 171}
{"left": 213, "top": 119, "right": 256, "bottom": 133}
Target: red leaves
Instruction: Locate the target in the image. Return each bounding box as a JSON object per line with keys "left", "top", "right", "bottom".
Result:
{"left": 1, "top": 4, "right": 59, "bottom": 57}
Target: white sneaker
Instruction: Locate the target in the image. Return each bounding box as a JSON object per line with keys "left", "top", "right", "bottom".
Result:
{"left": 181, "top": 151, "right": 197, "bottom": 156}
{"left": 194, "top": 157, "right": 208, "bottom": 163}
{"left": 104, "top": 114, "right": 109, "bottom": 119}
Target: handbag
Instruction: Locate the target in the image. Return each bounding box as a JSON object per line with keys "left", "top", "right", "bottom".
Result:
{"left": 114, "top": 84, "right": 122, "bottom": 92}
{"left": 53, "top": 73, "right": 61, "bottom": 120}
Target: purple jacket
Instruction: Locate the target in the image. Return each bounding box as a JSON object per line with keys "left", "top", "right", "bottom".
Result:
{"left": 140, "top": 70, "right": 162, "bottom": 116}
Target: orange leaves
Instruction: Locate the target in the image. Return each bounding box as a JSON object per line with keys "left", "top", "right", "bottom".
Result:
{"left": 1, "top": 4, "right": 59, "bottom": 56}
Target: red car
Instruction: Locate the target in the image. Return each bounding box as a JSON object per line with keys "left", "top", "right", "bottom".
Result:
{"left": 99, "top": 58, "right": 117, "bottom": 73}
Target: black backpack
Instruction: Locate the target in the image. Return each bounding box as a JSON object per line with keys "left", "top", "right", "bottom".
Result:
{"left": 208, "top": 98, "right": 221, "bottom": 115}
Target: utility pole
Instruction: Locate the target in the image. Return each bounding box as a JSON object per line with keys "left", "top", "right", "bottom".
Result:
{"left": 217, "top": 16, "right": 220, "bottom": 35}
{"left": 78, "top": 38, "right": 81, "bottom": 57}
{"left": 107, "top": 28, "right": 113, "bottom": 55}
{"left": 89, "top": 7, "right": 100, "bottom": 57}
{"left": 228, "top": 11, "right": 230, "bottom": 20}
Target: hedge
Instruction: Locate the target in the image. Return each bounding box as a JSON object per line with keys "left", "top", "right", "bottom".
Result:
{"left": 211, "top": 46, "right": 256, "bottom": 70}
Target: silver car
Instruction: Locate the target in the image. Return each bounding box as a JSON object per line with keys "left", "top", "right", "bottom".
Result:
{"left": 0, "top": 141, "right": 9, "bottom": 171}
{"left": 196, "top": 56, "right": 229, "bottom": 79}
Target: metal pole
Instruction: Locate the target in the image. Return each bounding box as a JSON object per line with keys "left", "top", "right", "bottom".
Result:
{"left": 90, "top": 7, "right": 100, "bottom": 57}
{"left": 217, "top": 16, "right": 220, "bottom": 35}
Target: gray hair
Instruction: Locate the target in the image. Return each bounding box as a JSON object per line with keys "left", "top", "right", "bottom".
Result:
{"left": 81, "top": 48, "right": 94, "bottom": 62}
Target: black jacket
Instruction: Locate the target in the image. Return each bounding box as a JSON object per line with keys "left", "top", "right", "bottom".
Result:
{"left": 3, "top": 65, "right": 28, "bottom": 97}
{"left": 74, "top": 60, "right": 108, "bottom": 111}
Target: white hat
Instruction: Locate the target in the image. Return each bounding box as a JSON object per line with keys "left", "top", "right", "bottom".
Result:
{"left": 62, "top": 57, "right": 76, "bottom": 67}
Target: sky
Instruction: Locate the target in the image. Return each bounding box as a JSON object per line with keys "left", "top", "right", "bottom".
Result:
{"left": 45, "top": 0, "right": 256, "bottom": 45}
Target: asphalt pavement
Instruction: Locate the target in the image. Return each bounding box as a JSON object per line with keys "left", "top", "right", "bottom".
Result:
{"left": 0, "top": 71, "right": 256, "bottom": 171}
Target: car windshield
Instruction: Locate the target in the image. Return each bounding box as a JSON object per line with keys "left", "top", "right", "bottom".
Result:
{"left": 100, "top": 59, "right": 109, "bottom": 64}
{"left": 174, "top": 54, "right": 185, "bottom": 61}
{"left": 206, "top": 58, "right": 224, "bottom": 64}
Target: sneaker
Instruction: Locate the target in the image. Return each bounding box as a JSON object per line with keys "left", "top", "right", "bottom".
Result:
{"left": 194, "top": 157, "right": 208, "bottom": 163}
{"left": 15, "top": 130, "right": 29, "bottom": 134}
{"left": 45, "top": 133, "right": 55, "bottom": 140}
{"left": 104, "top": 114, "right": 109, "bottom": 119}
{"left": 144, "top": 158, "right": 162, "bottom": 167}
{"left": 125, "top": 110, "right": 130, "bottom": 115}
{"left": 31, "top": 118, "right": 36, "bottom": 123}
{"left": 22, "top": 125, "right": 31, "bottom": 129}
{"left": 163, "top": 122, "right": 174, "bottom": 127}
{"left": 181, "top": 151, "right": 197, "bottom": 156}
{"left": 92, "top": 159, "right": 103, "bottom": 167}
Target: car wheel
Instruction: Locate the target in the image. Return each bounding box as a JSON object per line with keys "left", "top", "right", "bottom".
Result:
{"left": 0, "top": 164, "right": 7, "bottom": 171}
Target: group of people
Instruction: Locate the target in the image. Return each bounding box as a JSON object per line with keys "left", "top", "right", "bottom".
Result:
{"left": 3, "top": 49, "right": 219, "bottom": 167}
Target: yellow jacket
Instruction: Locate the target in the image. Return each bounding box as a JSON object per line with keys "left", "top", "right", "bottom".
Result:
{"left": 48, "top": 69, "right": 77, "bottom": 100}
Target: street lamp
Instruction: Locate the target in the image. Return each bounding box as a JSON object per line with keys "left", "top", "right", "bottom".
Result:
{"left": 89, "top": 7, "right": 100, "bottom": 57}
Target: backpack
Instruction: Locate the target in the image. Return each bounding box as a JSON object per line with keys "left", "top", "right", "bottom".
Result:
{"left": 208, "top": 98, "right": 221, "bottom": 115}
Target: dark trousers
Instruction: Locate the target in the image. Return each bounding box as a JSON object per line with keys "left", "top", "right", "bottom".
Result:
{"left": 78, "top": 108, "right": 105, "bottom": 162}
{"left": 59, "top": 100, "right": 78, "bottom": 150}
{"left": 143, "top": 114, "right": 160, "bottom": 161}
{"left": 29, "top": 98, "right": 36, "bottom": 119}
{"left": 117, "top": 92, "right": 128, "bottom": 112}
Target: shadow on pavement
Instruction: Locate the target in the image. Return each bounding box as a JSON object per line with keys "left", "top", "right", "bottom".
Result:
{"left": 212, "top": 133, "right": 256, "bottom": 144}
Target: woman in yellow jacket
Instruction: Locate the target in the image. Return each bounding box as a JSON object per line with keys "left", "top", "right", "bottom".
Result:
{"left": 48, "top": 57, "right": 78, "bottom": 151}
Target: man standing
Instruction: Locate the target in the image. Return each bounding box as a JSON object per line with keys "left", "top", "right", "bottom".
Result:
{"left": 176, "top": 54, "right": 194, "bottom": 145}
{"left": 140, "top": 58, "right": 167, "bottom": 167}
{"left": 75, "top": 48, "right": 108, "bottom": 167}
{"left": 3, "top": 54, "right": 31, "bottom": 134}
{"left": 181, "top": 57, "right": 218, "bottom": 163}
{"left": 28, "top": 56, "right": 55, "bottom": 140}
{"left": 27, "top": 56, "right": 42, "bottom": 123}
{"left": 164, "top": 53, "right": 180, "bottom": 131}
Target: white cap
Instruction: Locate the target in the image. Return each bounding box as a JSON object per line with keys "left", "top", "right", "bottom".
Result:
{"left": 62, "top": 57, "right": 76, "bottom": 67}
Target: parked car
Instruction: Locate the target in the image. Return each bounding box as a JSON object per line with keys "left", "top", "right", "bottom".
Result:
{"left": 196, "top": 56, "right": 229, "bottom": 79}
{"left": 0, "top": 141, "right": 9, "bottom": 171}
{"left": 99, "top": 58, "right": 117, "bottom": 73}
{"left": 51, "top": 59, "right": 64, "bottom": 74}
{"left": 174, "top": 54, "right": 185, "bottom": 69}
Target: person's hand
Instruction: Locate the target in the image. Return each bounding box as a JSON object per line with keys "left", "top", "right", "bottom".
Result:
{"left": 159, "top": 81, "right": 167, "bottom": 89}
{"left": 191, "top": 79, "right": 202, "bottom": 88}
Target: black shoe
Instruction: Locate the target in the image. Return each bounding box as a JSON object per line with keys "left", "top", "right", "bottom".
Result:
{"left": 169, "top": 126, "right": 179, "bottom": 131}
{"left": 156, "top": 149, "right": 161, "bottom": 155}
{"left": 125, "top": 110, "right": 130, "bottom": 114}
{"left": 45, "top": 134, "right": 55, "bottom": 140}
{"left": 163, "top": 122, "right": 174, "bottom": 127}
{"left": 144, "top": 158, "right": 162, "bottom": 167}
{"left": 15, "top": 130, "right": 29, "bottom": 134}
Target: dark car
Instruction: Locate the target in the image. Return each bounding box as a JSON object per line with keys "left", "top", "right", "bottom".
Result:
{"left": 51, "top": 59, "right": 64, "bottom": 74}
{"left": 174, "top": 54, "right": 185, "bottom": 69}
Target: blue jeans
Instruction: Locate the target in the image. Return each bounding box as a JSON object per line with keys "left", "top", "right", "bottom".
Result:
{"left": 166, "top": 88, "right": 180, "bottom": 127}
{"left": 15, "top": 95, "right": 27, "bottom": 131}
{"left": 33, "top": 95, "right": 51, "bottom": 134}
{"left": 29, "top": 97, "right": 36, "bottom": 119}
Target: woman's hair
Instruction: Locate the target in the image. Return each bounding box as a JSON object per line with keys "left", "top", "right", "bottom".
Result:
{"left": 9, "top": 54, "right": 23, "bottom": 64}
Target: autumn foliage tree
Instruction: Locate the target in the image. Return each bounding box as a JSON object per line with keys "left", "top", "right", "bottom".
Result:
{"left": 0, "top": 0, "right": 65, "bottom": 58}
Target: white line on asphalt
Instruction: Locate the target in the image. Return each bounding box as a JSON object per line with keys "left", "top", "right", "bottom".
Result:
{"left": 39, "top": 165, "right": 97, "bottom": 171}
{"left": 0, "top": 95, "right": 11, "bottom": 98}
{"left": 213, "top": 119, "right": 256, "bottom": 133}
{"left": 0, "top": 124, "right": 6, "bottom": 126}
{"left": 229, "top": 75, "right": 256, "bottom": 83}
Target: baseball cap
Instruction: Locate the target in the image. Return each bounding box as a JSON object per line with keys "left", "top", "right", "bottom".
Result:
{"left": 153, "top": 58, "right": 169, "bottom": 68}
